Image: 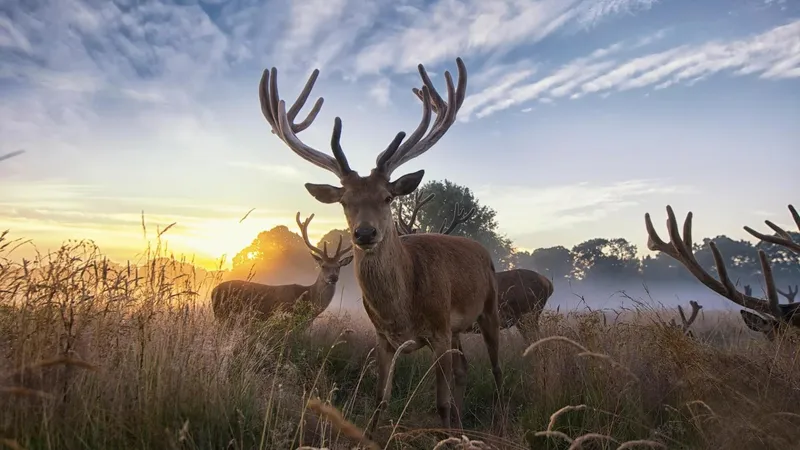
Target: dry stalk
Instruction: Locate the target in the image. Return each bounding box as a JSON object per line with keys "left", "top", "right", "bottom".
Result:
{"left": 616, "top": 440, "right": 668, "bottom": 449}
{"left": 567, "top": 433, "right": 619, "bottom": 449}
{"left": 547, "top": 404, "right": 588, "bottom": 431}
{"left": 306, "top": 398, "right": 379, "bottom": 450}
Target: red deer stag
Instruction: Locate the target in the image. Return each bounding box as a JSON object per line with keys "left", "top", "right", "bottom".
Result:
{"left": 211, "top": 212, "right": 353, "bottom": 323}
{"left": 645, "top": 204, "right": 800, "bottom": 342}
{"left": 258, "top": 57, "right": 502, "bottom": 434}
{"left": 396, "top": 191, "right": 554, "bottom": 340}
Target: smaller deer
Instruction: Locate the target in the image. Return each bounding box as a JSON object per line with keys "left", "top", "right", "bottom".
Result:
{"left": 211, "top": 212, "right": 353, "bottom": 322}
{"left": 395, "top": 191, "right": 554, "bottom": 340}
{"left": 667, "top": 300, "right": 702, "bottom": 338}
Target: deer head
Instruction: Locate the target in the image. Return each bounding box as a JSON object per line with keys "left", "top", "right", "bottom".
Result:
{"left": 645, "top": 204, "right": 800, "bottom": 341}
{"left": 259, "top": 58, "right": 467, "bottom": 252}
{"left": 295, "top": 212, "right": 353, "bottom": 284}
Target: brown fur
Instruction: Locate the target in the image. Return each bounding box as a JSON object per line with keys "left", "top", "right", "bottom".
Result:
{"left": 258, "top": 56, "right": 502, "bottom": 434}
{"left": 470, "top": 269, "right": 553, "bottom": 340}
{"left": 211, "top": 277, "right": 337, "bottom": 322}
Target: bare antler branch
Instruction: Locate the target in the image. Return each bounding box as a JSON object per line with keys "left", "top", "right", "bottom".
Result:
{"left": 743, "top": 205, "right": 800, "bottom": 255}
{"left": 295, "top": 212, "right": 352, "bottom": 261}
{"left": 439, "top": 203, "right": 476, "bottom": 235}
{"left": 778, "top": 284, "right": 798, "bottom": 304}
{"left": 644, "top": 206, "right": 784, "bottom": 319}
{"left": 676, "top": 300, "right": 702, "bottom": 335}
{"left": 375, "top": 58, "right": 468, "bottom": 177}
{"left": 260, "top": 68, "right": 355, "bottom": 179}
{"left": 396, "top": 191, "right": 435, "bottom": 235}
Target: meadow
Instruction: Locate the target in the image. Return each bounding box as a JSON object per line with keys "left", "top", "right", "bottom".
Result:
{"left": 2, "top": 232, "right": 800, "bottom": 450}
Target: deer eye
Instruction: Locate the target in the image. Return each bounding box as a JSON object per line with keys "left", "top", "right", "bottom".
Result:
{"left": 384, "top": 195, "right": 393, "bottom": 204}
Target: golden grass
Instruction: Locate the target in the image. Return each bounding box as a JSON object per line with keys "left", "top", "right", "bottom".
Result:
{"left": 2, "top": 231, "right": 800, "bottom": 449}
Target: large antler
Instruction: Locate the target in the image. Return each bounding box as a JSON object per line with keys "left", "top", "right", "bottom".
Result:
{"left": 259, "top": 68, "right": 356, "bottom": 179}
{"left": 439, "top": 203, "right": 476, "bottom": 235}
{"left": 375, "top": 58, "right": 468, "bottom": 177}
{"left": 295, "top": 212, "right": 352, "bottom": 261}
{"left": 645, "top": 205, "right": 800, "bottom": 325}
{"left": 396, "top": 191, "right": 435, "bottom": 235}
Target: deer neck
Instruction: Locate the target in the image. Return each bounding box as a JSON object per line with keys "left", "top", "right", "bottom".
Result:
{"left": 307, "top": 274, "right": 337, "bottom": 312}
{"left": 354, "top": 229, "right": 413, "bottom": 323}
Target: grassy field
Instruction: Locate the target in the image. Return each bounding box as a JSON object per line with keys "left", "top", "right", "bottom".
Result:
{"left": 2, "top": 233, "right": 800, "bottom": 450}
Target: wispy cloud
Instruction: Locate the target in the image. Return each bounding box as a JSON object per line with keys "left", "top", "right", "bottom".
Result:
{"left": 368, "top": 77, "right": 393, "bottom": 107}
{"left": 463, "top": 20, "right": 800, "bottom": 120}
{"left": 353, "top": 0, "right": 658, "bottom": 76}
{"left": 478, "top": 179, "right": 694, "bottom": 234}
{"left": 227, "top": 161, "right": 308, "bottom": 180}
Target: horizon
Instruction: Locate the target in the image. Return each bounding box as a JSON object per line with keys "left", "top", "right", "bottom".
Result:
{"left": 1, "top": 0, "right": 799, "bottom": 270}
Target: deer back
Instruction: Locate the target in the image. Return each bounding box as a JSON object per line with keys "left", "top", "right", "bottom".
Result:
{"left": 495, "top": 269, "right": 554, "bottom": 321}
{"left": 211, "top": 280, "right": 307, "bottom": 320}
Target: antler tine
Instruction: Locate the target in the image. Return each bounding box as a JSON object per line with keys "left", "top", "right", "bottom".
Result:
{"left": 678, "top": 300, "right": 703, "bottom": 334}
{"left": 333, "top": 234, "right": 353, "bottom": 259}
{"left": 644, "top": 206, "right": 774, "bottom": 316}
{"left": 777, "top": 285, "right": 798, "bottom": 303}
{"left": 295, "top": 212, "right": 326, "bottom": 258}
{"left": 407, "top": 191, "right": 435, "bottom": 233}
{"left": 743, "top": 205, "right": 800, "bottom": 255}
{"left": 440, "top": 202, "right": 476, "bottom": 235}
{"left": 259, "top": 68, "right": 353, "bottom": 179}
{"left": 377, "top": 57, "right": 468, "bottom": 176}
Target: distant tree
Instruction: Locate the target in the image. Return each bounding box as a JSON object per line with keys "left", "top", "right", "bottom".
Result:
{"left": 640, "top": 252, "right": 692, "bottom": 283}
{"left": 571, "top": 238, "right": 640, "bottom": 282}
{"left": 757, "top": 231, "right": 800, "bottom": 284}
{"left": 231, "top": 225, "right": 316, "bottom": 283}
{"left": 692, "top": 235, "right": 760, "bottom": 287}
{"left": 516, "top": 246, "right": 573, "bottom": 280}
{"left": 392, "top": 180, "right": 515, "bottom": 270}
{"left": 317, "top": 229, "right": 352, "bottom": 253}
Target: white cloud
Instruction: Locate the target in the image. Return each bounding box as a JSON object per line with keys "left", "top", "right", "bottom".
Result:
{"left": 368, "top": 77, "right": 393, "bottom": 107}
{"left": 465, "top": 20, "right": 800, "bottom": 120}
{"left": 478, "top": 179, "right": 694, "bottom": 234}
{"left": 352, "top": 0, "right": 659, "bottom": 76}
{"left": 227, "top": 161, "right": 307, "bottom": 180}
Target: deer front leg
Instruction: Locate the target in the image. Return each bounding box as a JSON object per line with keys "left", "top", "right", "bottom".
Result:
{"left": 432, "top": 335, "right": 454, "bottom": 430}
{"left": 366, "top": 334, "right": 394, "bottom": 438}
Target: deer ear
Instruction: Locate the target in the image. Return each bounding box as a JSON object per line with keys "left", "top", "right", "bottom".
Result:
{"left": 389, "top": 170, "right": 425, "bottom": 197}
{"left": 305, "top": 183, "right": 344, "bottom": 204}
{"left": 338, "top": 254, "right": 354, "bottom": 266}
{"left": 310, "top": 253, "right": 324, "bottom": 264}
{"left": 740, "top": 310, "right": 773, "bottom": 333}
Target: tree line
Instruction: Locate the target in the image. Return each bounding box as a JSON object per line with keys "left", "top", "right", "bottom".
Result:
{"left": 230, "top": 179, "right": 799, "bottom": 290}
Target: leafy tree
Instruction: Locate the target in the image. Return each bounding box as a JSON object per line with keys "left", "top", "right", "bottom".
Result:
{"left": 231, "top": 225, "right": 316, "bottom": 283}
{"left": 640, "top": 252, "right": 693, "bottom": 283}
{"left": 516, "top": 246, "right": 573, "bottom": 280}
{"left": 571, "top": 238, "right": 640, "bottom": 282}
{"left": 392, "top": 180, "right": 515, "bottom": 270}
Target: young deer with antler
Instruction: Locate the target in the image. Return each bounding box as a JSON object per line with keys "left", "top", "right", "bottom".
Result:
{"left": 396, "top": 191, "right": 554, "bottom": 340}
{"left": 258, "top": 57, "right": 502, "bottom": 433}
{"left": 645, "top": 204, "right": 800, "bottom": 341}
{"left": 211, "top": 213, "right": 353, "bottom": 322}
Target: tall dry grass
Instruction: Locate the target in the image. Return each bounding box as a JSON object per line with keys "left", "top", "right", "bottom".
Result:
{"left": 2, "top": 230, "right": 800, "bottom": 450}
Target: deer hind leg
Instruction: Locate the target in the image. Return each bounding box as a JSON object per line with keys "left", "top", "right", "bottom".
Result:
{"left": 450, "top": 333, "right": 468, "bottom": 430}
{"left": 432, "top": 335, "right": 454, "bottom": 430}
{"left": 366, "top": 335, "right": 395, "bottom": 438}
{"left": 476, "top": 308, "right": 503, "bottom": 398}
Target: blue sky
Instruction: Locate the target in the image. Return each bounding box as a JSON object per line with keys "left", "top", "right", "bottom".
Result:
{"left": 0, "top": 0, "right": 798, "bottom": 268}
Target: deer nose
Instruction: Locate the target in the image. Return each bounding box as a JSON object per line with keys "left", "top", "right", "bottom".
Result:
{"left": 353, "top": 226, "right": 378, "bottom": 245}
